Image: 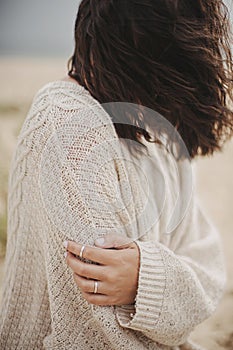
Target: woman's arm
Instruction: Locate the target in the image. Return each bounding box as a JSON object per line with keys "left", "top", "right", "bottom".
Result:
{"left": 114, "top": 197, "right": 226, "bottom": 346}
{"left": 64, "top": 193, "right": 226, "bottom": 346}
{"left": 0, "top": 86, "right": 53, "bottom": 349}
{"left": 39, "top": 98, "right": 226, "bottom": 347}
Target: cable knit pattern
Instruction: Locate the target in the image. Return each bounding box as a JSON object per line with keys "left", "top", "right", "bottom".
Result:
{"left": 0, "top": 80, "right": 226, "bottom": 350}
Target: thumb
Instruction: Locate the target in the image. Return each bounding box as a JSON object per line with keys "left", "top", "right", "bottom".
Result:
{"left": 94, "top": 233, "right": 135, "bottom": 249}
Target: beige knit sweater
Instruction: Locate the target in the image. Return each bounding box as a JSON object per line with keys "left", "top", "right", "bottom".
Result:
{"left": 0, "top": 80, "right": 226, "bottom": 350}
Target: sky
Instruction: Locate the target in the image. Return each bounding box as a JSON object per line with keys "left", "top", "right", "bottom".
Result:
{"left": 0, "top": 0, "right": 232, "bottom": 57}
{"left": 0, "top": 0, "right": 81, "bottom": 57}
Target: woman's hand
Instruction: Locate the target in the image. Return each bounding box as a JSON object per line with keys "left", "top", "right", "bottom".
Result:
{"left": 63, "top": 234, "right": 140, "bottom": 306}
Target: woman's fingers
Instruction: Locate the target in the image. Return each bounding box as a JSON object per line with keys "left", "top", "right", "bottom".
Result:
{"left": 73, "top": 273, "right": 108, "bottom": 295}
{"left": 94, "top": 234, "right": 135, "bottom": 249}
{"left": 73, "top": 273, "right": 120, "bottom": 306}
{"left": 63, "top": 238, "right": 140, "bottom": 306}
{"left": 65, "top": 252, "right": 107, "bottom": 280}
{"left": 64, "top": 240, "right": 120, "bottom": 265}
{"left": 81, "top": 291, "right": 117, "bottom": 306}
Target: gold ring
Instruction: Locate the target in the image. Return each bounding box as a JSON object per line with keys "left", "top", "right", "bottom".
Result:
{"left": 94, "top": 281, "right": 98, "bottom": 294}
{"left": 80, "top": 245, "right": 85, "bottom": 259}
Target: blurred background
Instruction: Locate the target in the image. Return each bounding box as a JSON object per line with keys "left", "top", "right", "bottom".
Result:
{"left": 0, "top": 1, "right": 232, "bottom": 349}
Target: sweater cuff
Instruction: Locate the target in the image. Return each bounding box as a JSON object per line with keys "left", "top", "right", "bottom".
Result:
{"left": 115, "top": 241, "right": 166, "bottom": 330}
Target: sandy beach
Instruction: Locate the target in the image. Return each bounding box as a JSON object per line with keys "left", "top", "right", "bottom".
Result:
{"left": 0, "top": 57, "right": 232, "bottom": 349}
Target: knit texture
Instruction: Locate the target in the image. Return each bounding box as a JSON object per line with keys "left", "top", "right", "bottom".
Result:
{"left": 0, "top": 80, "right": 226, "bottom": 350}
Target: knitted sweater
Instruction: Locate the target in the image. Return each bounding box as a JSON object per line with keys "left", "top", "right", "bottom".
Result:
{"left": 0, "top": 80, "right": 225, "bottom": 350}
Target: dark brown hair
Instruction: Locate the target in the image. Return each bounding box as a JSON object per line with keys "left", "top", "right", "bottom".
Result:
{"left": 68, "top": 0, "right": 233, "bottom": 159}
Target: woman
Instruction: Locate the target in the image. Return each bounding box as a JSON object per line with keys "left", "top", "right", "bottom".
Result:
{"left": 0, "top": 1, "right": 232, "bottom": 349}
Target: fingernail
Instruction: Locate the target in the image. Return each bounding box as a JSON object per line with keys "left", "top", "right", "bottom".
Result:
{"left": 63, "top": 240, "right": 68, "bottom": 249}
{"left": 95, "top": 237, "right": 105, "bottom": 246}
{"left": 64, "top": 251, "right": 68, "bottom": 258}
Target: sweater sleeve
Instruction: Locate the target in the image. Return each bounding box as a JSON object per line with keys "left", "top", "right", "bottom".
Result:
{"left": 114, "top": 194, "right": 226, "bottom": 346}
{"left": 39, "top": 97, "right": 226, "bottom": 348}
{"left": 38, "top": 101, "right": 148, "bottom": 348}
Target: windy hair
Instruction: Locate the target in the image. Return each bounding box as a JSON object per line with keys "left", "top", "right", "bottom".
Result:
{"left": 68, "top": 0, "right": 233, "bottom": 159}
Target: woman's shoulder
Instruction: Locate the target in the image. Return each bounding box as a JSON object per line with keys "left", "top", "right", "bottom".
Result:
{"left": 19, "top": 76, "right": 118, "bottom": 151}
{"left": 32, "top": 77, "right": 114, "bottom": 127}
{"left": 33, "top": 76, "right": 90, "bottom": 109}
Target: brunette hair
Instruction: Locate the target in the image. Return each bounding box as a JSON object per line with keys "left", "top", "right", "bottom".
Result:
{"left": 68, "top": 0, "right": 233, "bottom": 159}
